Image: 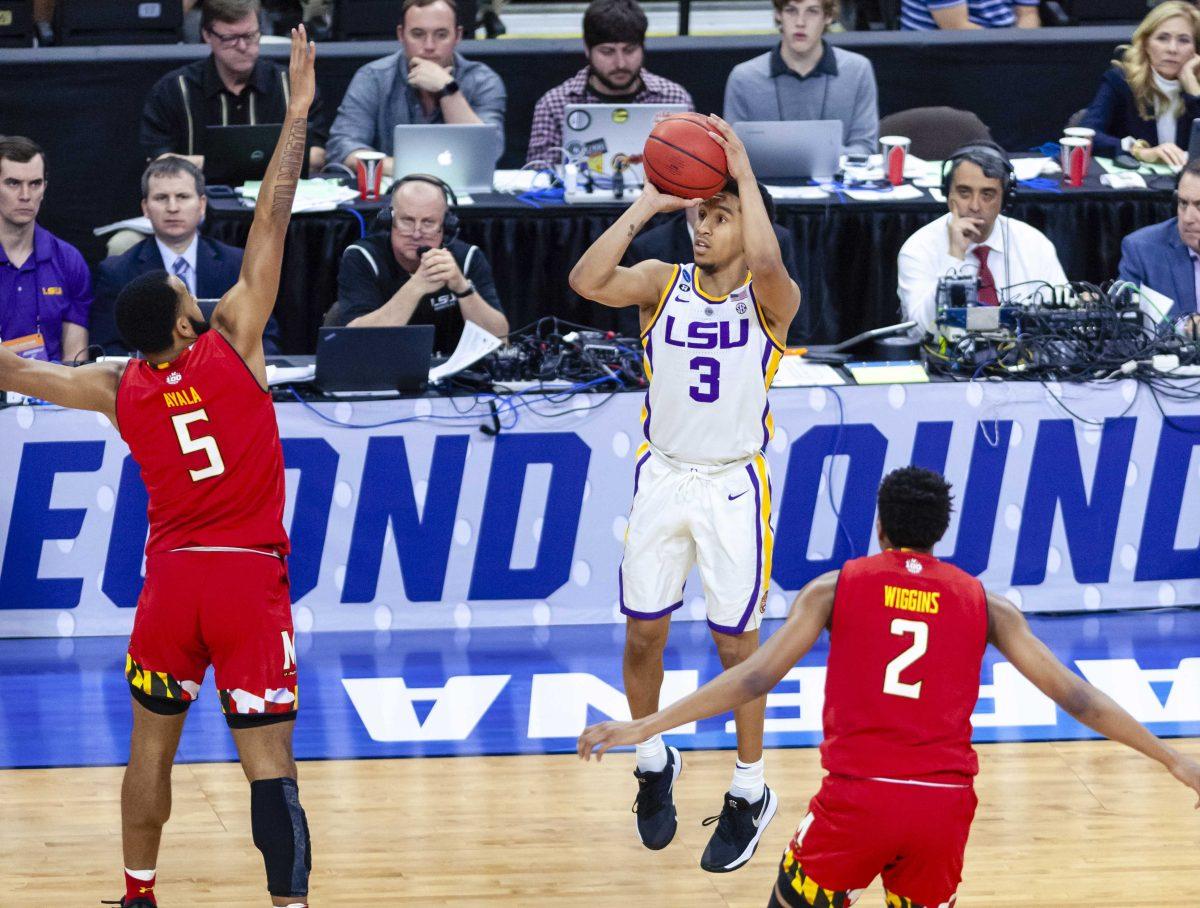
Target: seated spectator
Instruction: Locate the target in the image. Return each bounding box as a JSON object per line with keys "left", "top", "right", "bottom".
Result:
{"left": 897, "top": 143, "right": 1067, "bottom": 335}
{"left": 91, "top": 157, "right": 281, "bottom": 355}
{"left": 328, "top": 175, "right": 507, "bottom": 355}
{"left": 1080, "top": 1, "right": 1200, "bottom": 167}
{"left": 140, "top": 0, "right": 328, "bottom": 171}
{"left": 326, "top": 0, "right": 507, "bottom": 176}
{"left": 723, "top": 0, "right": 877, "bottom": 156}
{"left": 0, "top": 137, "right": 92, "bottom": 363}
{"left": 1119, "top": 158, "right": 1200, "bottom": 326}
{"left": 620, "top": 184, "right": 801, "bottom": 339}
{"left": 900, "top": 0, "right": 1039, "bottom": 30}
{"left": 525, "top": 0, "right": 693, "bottom": 169}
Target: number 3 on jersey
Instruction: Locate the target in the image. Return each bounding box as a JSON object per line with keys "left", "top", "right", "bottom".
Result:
{"left": 689, "top": 356, "right": 720, "bottom": 403}
{"left": 171, "top": 409, "right": 226, "bottom": 481}
{"left": 883, "top": 618, "right": 928, "bottom": 700}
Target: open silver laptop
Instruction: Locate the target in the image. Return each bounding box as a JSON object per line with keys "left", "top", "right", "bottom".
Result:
{"left": 561, "top": 103, "right": 689, "bottom": 175}
{"left": 392, "top": 124, "right": 500, "bottom": 195}
{"left": 733, "top": 120, "right": 843, "bottom": 181}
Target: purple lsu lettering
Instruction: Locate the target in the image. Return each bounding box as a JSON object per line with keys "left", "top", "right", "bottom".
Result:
{"left": 663, "top": 315, "right": 749, "bottom": 350}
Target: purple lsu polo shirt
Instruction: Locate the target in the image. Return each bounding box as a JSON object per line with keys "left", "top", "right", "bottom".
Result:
{"left": 0, "top": 224, "right": 93, "bottom": 362}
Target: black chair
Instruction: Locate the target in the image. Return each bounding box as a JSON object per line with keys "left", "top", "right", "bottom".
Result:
{"left": 334, "top": 0, "right": 479, "bottom": 39}
{"left": 55, "top": 0, "right": 182, "bottom": 46}
{"left": 0, "top": 0, "right": 34, "bottom": 47}
{"left": 1059, "top": 0, "right": 1149, "bottom": 25}
{"left": 877, "top": 107, "right": 994, "bottom": 160}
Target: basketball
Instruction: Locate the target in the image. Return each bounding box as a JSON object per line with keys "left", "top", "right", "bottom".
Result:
{"left": 643, "top": 112, "right": 729, "bottom": 199}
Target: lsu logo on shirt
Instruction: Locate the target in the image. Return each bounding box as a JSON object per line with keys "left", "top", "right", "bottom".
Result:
{"left": 883, "top": 585, "right": 940, "bottom": 615}
{"left": 41, "top": 286, "right": 63, "bottom": 296}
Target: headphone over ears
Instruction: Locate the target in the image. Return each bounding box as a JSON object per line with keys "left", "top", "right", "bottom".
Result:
{"left": 940, "top": 142, "right": 1017, "bottom": 214}
{"left": 373, "top": 173, "right": 461, "bottom": 243}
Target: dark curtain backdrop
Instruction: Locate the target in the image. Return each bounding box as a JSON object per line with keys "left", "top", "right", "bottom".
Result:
{"left": 1, "top": 26, "right": 1133, "bottom": 264}
{"left": 203, "top": 189, "right": 1177, "bottom": 353}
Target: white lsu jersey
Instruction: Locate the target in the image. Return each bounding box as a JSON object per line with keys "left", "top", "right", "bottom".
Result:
{"left": 640, "top": 263, "right": 785, "bottom": 465}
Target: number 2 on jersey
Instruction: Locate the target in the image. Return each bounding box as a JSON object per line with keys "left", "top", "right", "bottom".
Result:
{"left": 171, "top": 409, "right": 226, "bottom": 482}
{"left": 689, "top": 356, "right": 720, "bottom": 403}
{"left": 883, "top": 618, "right": 928, "bottom": 700}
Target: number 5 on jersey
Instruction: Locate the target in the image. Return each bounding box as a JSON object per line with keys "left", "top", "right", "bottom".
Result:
{"left": 171, "top": 409, "right": 226, "bottom": 481}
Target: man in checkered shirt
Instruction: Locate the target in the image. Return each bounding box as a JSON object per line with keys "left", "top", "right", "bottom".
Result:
{"left": 525, "top": 0, "right": 693, "bottom": 168}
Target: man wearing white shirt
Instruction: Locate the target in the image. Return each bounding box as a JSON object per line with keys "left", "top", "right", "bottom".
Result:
{"left": 91, "top": 157, "right": 281, "bottom": 354}
{"left": 897, "top": 144, "right": 1067, "bottom": 336}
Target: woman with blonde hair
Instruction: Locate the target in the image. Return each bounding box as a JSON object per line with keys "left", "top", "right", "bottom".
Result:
{"left": 1080, "top": 0, "right": 1200, "bottom": 167}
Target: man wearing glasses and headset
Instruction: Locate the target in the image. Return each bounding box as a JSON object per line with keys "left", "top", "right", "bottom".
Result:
{"left": 327, "top": 174, "right": 508, "bottom": 355}
{"left": 140, "top": 0, "right": 328, "bottom": 171}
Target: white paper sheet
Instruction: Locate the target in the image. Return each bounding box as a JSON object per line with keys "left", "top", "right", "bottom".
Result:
{"left": 1139, "top": 284, "right": 1175, "bottom": 325}
{"left": 93, "top": 216, "right": 153, "bottom": 237}
{"left": 266, "top": 363, "right": 317, "bottom": 386}
{"left": 429, "top": 321, "right": 503, "bottom": 383}
{"left": 239, "top": 178, "right": 361, "bottom": 213}
{"left": 771, "top": 356, "right": 845, "bottom": 387}
{"left": 762, "top": 184, "right": 830, "bottom": 200}
{"left": 842, "top": 184, "right": 927, "bottom": 202}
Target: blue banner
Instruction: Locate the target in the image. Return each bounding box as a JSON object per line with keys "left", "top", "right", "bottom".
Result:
{"left": 2, "top": 379, "right": 1200, "bottom": 637}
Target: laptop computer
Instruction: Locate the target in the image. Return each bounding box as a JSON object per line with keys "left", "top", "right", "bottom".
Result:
{"left": 392, "top": 124, "right": 500, "bottom": 195}
{"left": 561, "top": 103, "right": 689, "bottom": 175}
{"left": 313, "top": 326, "right": 435, "bottom": 395}
{"left": 733, "top": 120, "right": 843, "bottom": 181}
{"left": 204, "top": 124, "right": 311, "bottom": 186}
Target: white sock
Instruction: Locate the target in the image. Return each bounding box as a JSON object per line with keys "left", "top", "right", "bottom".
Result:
{"left": 729, "top": 757, "right": 765, "bottom": 804}
{"left": 124, "top": 868, "right": 155, "bottom": 881}
{"left": 635, "top": 733, "right": 668, "bottom": 773}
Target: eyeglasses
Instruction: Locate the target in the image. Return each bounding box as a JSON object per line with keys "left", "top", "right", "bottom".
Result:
{"left": 206, "top": 28, "right": 261, "bottom": 47}
{"left": 393, "top": 216, "right": 442, "bottom": 236}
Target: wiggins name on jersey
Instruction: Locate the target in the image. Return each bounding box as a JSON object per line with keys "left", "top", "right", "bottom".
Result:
{"left": 640, "top": 263, "right": 785, "bottom": 466}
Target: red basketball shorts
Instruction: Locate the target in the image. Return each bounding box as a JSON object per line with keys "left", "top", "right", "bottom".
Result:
{"left": 126, "top": 549, "right": 297, "bottom": 722}
{"left": 775, "top": 774, "right": 978, "bottom": 908}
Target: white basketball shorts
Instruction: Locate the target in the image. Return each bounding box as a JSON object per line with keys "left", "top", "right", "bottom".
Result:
{"left": 619, "top": 444, "right": 774, "bottom": 635}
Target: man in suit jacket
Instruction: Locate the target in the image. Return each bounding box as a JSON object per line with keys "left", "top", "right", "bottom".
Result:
{"left": 620, "top": 184, "right": 801, "bottom": 341}
{"left": 1119, "top": 159, "right": 1200, "bottom": 328}
{"left": 92, "top": 157, "right": 281, "bottom": 354}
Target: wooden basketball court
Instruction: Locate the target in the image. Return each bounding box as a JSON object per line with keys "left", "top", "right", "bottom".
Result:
{"left": 5, "top": 737, "right": 1198, "bottom": 905}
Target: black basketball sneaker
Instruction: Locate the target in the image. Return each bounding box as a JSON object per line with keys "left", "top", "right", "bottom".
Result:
{"left": 632, "top": 745, "right": 683, "bottom": 850}
{"left": 700, "top": 785, "right": 779, "bottom": 872}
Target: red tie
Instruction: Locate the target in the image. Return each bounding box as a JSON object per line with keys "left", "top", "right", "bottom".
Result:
{"left": 973, "top": 245, "right": 999, "bottom": 306}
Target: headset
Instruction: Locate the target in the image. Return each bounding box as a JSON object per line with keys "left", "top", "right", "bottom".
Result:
{"left": 372, "top": 173, "right": 460, "bottom": 244}
{"left": 940, "top": 142, "right": 1017, "bottom": 214}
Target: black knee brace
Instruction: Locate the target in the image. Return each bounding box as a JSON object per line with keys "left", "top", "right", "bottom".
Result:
{"left": 250, "top": 777, "right": 311, "bottom": 898}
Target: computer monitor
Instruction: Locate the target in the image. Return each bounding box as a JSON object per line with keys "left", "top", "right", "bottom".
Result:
{"left": 313, "top": 326, "right": 435, "bottom": 395}
{"left": 733, "top": 120, "right": 843, "bottom": 181}
{"left": 560, "top": 103, "right": 689, "bottom": 174}
{"left": 392, "top": 124, "right": 499, "bottom": 195}
{"left": 203, "top": 124, "right": 311, "bottom": 186}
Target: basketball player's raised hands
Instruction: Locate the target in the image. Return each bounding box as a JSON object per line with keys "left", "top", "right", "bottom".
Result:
{"left": 639, "top": 180, "right": 703, "bottom": 214}
{"left": 1169, "top": 753, "right": 1200, "bottom": 808}
{"left": 705, "top": 114, "right": 754, "bottom": 184}
{"left": 287, "top": 23, "right": 316, "bottom": 114}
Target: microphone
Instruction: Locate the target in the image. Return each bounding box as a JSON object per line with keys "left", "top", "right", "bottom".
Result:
{"left": 416, "top": 245, "right": 432, "bottom": 258}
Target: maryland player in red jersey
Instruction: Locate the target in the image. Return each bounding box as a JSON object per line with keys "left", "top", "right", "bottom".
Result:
{"left": 579, "top": 467, "right": 1200, "bottom": 907}
{"left": 0, "top": 27, "right": 317, "bottom": 908}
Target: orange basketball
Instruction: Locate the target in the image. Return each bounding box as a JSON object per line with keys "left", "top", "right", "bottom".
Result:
{"left": 642, "top": 113, "right": 729, "bottom": 199}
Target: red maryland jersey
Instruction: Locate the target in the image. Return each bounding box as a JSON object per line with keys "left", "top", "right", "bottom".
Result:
{"left": 820, "top": 549, "right": 988, "bottom": 783}
{"left": 116, "top": 330, "right": 289, "bottom": 557}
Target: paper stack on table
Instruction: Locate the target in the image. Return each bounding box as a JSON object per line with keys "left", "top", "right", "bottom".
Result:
{"left": 429, "top": 321, "right": 503, "bottom": 383}
{"left": 239, "top": 178, "right": 361, "bottom": 213}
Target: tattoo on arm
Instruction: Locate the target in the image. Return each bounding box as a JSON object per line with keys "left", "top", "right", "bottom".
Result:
{"left": 270, "top": 118, "right": 307, "bottom": 217}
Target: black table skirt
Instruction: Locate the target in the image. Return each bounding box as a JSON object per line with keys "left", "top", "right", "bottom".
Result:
{"left": 205, "top": 188, "right": 1176, "bottom": 354}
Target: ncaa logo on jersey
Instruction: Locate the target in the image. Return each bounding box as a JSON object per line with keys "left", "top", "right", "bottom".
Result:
{"left": 166, "top": 372, "right": 182, "bottom": 386}
{"left": 906, "top": 557, "right": 923, "bottom": 574}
